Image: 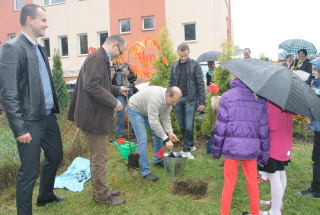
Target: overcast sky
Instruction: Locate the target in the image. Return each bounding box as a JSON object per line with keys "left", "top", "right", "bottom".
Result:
{"left": 231, "top": 0, "right": 320, "bottom": 60}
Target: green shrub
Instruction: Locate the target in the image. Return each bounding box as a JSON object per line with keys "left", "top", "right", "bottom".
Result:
{"left": 52, "top": 49, "right": 70, "bottom": 110}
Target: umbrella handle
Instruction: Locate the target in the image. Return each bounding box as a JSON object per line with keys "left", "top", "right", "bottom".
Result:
{"left": 291, "top": 58, "right": 297, "bottom": 70}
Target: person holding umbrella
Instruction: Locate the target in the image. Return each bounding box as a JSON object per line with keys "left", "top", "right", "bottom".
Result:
{"left": 212, "top": 74, "right": 269, "bottom": 215}
{"left": 290, "top": 49, "right": 312, "bottom": 84}
{"left": 206, "top": 61, "right": 215, "bottom": 86}
{"left": 300, "top": 58, "right": 320, "bottom": 198}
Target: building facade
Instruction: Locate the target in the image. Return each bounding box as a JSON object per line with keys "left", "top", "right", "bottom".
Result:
{"left": 0, "top": 0, "right": 231, "bottom": 71}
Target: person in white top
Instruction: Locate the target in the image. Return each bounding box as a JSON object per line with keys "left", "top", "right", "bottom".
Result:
{"left": 128, "top": 86, "right": 182, "bottom": 181}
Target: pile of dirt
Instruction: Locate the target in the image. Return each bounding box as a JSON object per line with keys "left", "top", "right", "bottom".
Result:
{"left": 172, "top": 179, "right": 208, "bottom": 200}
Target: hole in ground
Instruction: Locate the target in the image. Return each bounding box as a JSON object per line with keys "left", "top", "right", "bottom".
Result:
{"left": 171, "top": 179, "right": 208, "bottom": 200}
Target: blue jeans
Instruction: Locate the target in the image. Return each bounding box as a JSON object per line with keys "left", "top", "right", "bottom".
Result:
{"left": 174, "top": 96, "right": 197, "bottom": 152}
{"left": 115, "top": 95, "right": 126, "bottom": 138}
{"left": 128, "top": 107, "right": 163, "bottom": 177}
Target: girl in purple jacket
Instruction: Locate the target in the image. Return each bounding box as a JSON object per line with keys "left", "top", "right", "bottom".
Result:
{"left": 213, "top": 77, "right": 270, "bottom": 215}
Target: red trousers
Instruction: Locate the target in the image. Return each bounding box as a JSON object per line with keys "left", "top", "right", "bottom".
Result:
{"left": 220, "top": 158, "right": 260, "bottom": 215}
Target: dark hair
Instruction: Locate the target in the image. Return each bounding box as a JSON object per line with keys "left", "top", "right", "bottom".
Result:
{"left": 298, "top": 49, "right": 307, "bottom": 56}
{"left": 243, "top": 48, "right": 251, "bottom": 53}
{"left": 20, "top": 4, "right": 45, "bottom": 26}
{"left": 177, "top": 43, "right": 189, "bottom": 52}
{"left": 105, "top": 34, "right": 125, "bottom": 46}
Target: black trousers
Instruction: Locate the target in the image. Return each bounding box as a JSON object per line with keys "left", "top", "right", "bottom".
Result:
{"left": 16, "top": 113, "right": 63, "bottom": 215}
{"left": 312, "top": 131, "right": 320, "bottom": 193}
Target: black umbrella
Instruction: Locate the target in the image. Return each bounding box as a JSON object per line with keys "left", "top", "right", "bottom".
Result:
{"left": 219, "top": 58, "right": 320, "bottom": 120}
{"left": 197, "top": 51, "right": 223, "bottom": 62}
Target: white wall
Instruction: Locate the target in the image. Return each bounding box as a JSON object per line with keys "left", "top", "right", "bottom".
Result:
{"left": 165, "top": 0, "right": 228, "bottom": 60}
{"left": 34, "top": 0, "right": 110, "bottom": 71}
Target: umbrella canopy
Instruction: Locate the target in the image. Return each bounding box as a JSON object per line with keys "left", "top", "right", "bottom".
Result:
{"left": 219, "top": 58, "right": 320, "bottom": 120}
{"left": 293, "top": 70, "right": 311, "bottom": 82}
{"left": 197, "top": 51, "right": 223, "bottom": 62}
{"left": 278, "top": 51, "right": 296, "bottom": 61}
{"left": 279, "top": 39, "right": 318, "bottom": 56}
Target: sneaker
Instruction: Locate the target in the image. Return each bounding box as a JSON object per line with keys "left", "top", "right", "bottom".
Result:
{"left": 300, "top": 188, "right": 320, "bottom": 198}
{"left": 182, "top": 152, "right": 195, "bottom": 159}
{"left": 190, "top": 146, "right": 197, "bottom": 152}
{"left": 260, "top": 200, "right": 284, "bottom": 210}
{"left": 143, "top": 173, "right": 159, "bottom": 181}
{"left": 241, "top": 212, "right": 250, "bottom": 215}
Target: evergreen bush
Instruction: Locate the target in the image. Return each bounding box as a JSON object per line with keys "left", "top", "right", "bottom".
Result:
{"left": 51, "top": 49, "right": 70, "bottom": 110}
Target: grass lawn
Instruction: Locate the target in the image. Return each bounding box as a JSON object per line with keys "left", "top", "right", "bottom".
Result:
{"left": 0, "top": 139, "right": 319, "bottom": 215}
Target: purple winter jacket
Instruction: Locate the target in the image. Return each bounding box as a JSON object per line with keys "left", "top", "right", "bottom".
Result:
{"left": 213, "top": 78, "right": 270, "bottom": 167}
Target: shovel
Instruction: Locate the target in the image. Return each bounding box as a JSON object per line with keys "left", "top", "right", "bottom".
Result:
{"left": 155, "top": 147, "right": 175, "bottom": 159}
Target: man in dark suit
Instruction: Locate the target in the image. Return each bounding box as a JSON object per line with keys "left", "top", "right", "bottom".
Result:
{"left": 0, "top": 4, "right": 64, "bottom": 215}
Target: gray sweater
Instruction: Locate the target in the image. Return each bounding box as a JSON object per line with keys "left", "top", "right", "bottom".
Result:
{"left": 128, "top": 86, "right": 173, "bottom": 140}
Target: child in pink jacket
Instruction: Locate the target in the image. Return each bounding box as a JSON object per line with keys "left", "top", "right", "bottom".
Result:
{"left": 258, "top": 101, "right": 295, "bottom": 215}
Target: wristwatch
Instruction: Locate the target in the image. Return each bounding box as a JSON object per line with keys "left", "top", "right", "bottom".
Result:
{"left": 163, "top": 137, "right": 170, "bottom": 145}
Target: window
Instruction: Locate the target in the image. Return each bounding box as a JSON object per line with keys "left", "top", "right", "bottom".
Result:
{"left": 14, "top": 0, "right": 25, "bottom": 10}
{"left": 8, "top": 34, "right": 16, "bottom": 40}
{"left": 183, "top": 23, "right": 196, "bottom": 41}
{"left": 119, "top": 19, "right": 131, "bottom": 34}
{"left": 42, "top": 38, "right": 50, "bottom": 57}
{"left": 78, "top": 34, "right": 88, "bottom": 55}
{"left": 98, "top": 32, "right": 108, "bottom": 47}
{"left": 142, "top": 16, "right": 155, "bottom": 30}
{"left": 44, "top": 0, "right": 66, "bottom": 6}
{"left": 59, "top": 36, "right": 68, "bottom": 56}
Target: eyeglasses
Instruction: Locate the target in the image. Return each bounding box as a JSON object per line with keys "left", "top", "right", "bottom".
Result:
{"left": 114, "top": 42, "right": 123, "bottom": 55}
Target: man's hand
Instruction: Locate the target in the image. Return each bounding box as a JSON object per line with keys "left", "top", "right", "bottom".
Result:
{"left": 16, "top": 132, "right": 32, "bottom": 144}
{"left": 197, "top": 105, "right": 205, "bottom": 112}
{"left": 165, "top": 140, "right": 174, "bottom": 150}
{"left": 120, "top": 86, "right": 129, "bottom": 96}
{"left": 167, "top": 131, "right": 179, "bottom": 142}
{"left": 114, "top": 100, "right": 123, "bottom": 112}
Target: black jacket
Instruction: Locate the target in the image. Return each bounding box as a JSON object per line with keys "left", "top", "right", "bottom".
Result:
{"left": 169, "top": 58, "right": 205, "bottom": 105}
{"left": 0, "top": 33, "right": 59, "bottom": 137}
{"left": 290, "top": 58, "right": 313, "bottom": 84}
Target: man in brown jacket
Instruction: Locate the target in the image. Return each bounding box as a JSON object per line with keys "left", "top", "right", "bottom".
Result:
{"left": 68, "top": 34, "right": 127, "bottom": 205}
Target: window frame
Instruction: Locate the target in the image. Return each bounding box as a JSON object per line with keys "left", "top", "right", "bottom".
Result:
{"left": 98, "top": 32, "right": 108, "bottom": 47}
{"left": 43, "top": 0, "right": 66, "bottom": 6}
{"left": 59, "top": 36, "right": 69, "bottom": 57}
{"left": 14, "top": 0, "right": 25, "bottom": 11}
{"left": 42, "top": 38, "right": 51, "bottom": 57}
{"left": 8, "top": 34, "right": 17, "bottom": 40}
{"left": 183, "top": 23, "right": 197, "bottom": 42}
{"left": 119, "top": 19, "right": 131, "bottom": 34}
{"left": 142, "top": 16, "right": 155, "bottom": 31}
{"left": 78, "top": 33, "right": 88, "bottom": 55}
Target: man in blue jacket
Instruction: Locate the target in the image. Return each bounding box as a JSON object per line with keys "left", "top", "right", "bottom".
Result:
{"left": 169, "top": 43, "right": 205, "bottom": 159}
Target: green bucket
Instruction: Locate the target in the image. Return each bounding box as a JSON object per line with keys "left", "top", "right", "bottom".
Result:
{"left": 113, "top": 141, "right": 137, "bottom": 160}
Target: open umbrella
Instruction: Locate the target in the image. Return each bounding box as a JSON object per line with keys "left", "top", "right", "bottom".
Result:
{"left": 279, "top": 39, "right": 317, "bottom": 56}
{"left": 293, "top": 70, "right": 311, "bottom": 82}
{"left": 278, "top": 51, "right": 296, "bottom": 61}
{"left": 219, "top": 58, "right": 320, "bottom": 120}
{"left": 197, "top": 51, "right": 223, "bottom": 62}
